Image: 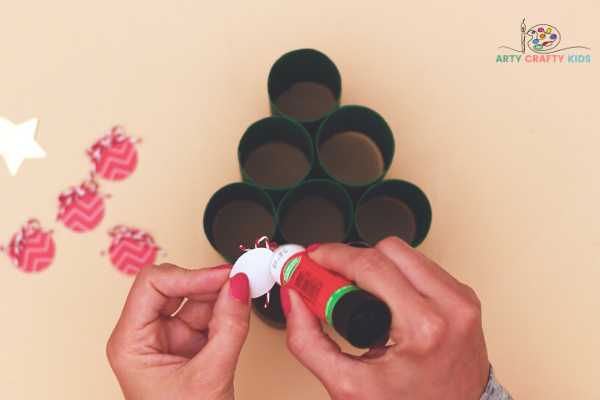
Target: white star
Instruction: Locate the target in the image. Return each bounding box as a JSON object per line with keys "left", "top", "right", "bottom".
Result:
{"left": 0, "top": 117, "right": 47, "bottom": 176}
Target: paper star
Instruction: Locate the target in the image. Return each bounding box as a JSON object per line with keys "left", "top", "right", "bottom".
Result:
{"left": 0, "top": 117, "right": 46, "bottom": 176}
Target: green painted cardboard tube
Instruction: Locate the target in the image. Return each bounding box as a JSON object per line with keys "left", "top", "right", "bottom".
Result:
{"left": 203, "top": 182, "right": 277, "bottom": 262}
{"left": 238, "top": 116, "right": 314, "bottom": 205}
{"left": 315, "top": 105, "right": 395, "bottom": 203}
{"left": 277, "top": 179, "right": 354, "bottom": 246}
{"left": 252, "top": 285, "right": 287, "bottom": 329}
{"left": 268, "top": 49, "right": 342, "bottom": 137}
{"left": 354, "top": 179, "right": 432, "bottom": 247}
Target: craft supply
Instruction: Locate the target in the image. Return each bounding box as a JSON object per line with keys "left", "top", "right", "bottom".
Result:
{"left": 204, "top": 183, "right": 276, "bottom": 261}
{"left": 274, "top": 82, "right": 336, "bottom": 121}
{"left": 0, "top": 116, "right": 46, "bottom": 176}
{"left": 316, "top": 105, "right": 394, "bottom": 202}
{"left": 1, "top": 219, "right": 55, "bottom": 273}
{"left": 355, "top": 179, "right": 431, "bottom": 247}
{"left": 230, "top": 238, "right": 391, "bottom": 348}
{"left": 277, "top": 179, "right": 353, "bottom": 246}
{"left": 318, "top": 131, "right": 384, "bottom": 185}
{"left": 87, "top": 126, "right": 140, "bottom": 180}
{"left": 57, "top": 175, "right": 108, "bottom": 232}
{"left": 268, "top": 49, "right": 341, "bottom": 135}
{"left": 103, "top": 225, "right": 165, "bottom": 275}
{"left": 238, "top": 117, "right": 313, "bottom": 203}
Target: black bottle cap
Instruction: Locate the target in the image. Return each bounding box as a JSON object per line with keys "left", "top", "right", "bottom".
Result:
{"left": 331, "top": 289, "right": 392, "bottom": 348}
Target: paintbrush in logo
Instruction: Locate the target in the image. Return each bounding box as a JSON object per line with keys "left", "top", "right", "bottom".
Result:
{"left": 499, "top": 19, "right": 589, "bottom": 54}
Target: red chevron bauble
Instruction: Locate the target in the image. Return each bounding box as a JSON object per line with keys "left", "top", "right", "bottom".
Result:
{"left": 1, "top": 220, "right": 55, "bottom": 273}
{"left": 109, "top": 238, "right": 157, "bottom": 274}
{"left": 105, "top": 226, "right": 165, "bottom": 275}
{"left": 88, "top": 126, "right": 140, "bottom": 181}
{"left": 57, "top": 177, "right": 107, "bottom": 233}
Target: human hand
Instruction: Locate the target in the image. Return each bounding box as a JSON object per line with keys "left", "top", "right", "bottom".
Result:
{"left": 282, "top": 237, "right": 489, "bottom": 400}
{"left": 106, "top": 263, "right": 251, "bottom": 400}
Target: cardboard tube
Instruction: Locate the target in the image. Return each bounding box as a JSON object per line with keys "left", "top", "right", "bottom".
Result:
{"left": 316, "top": 106, "right": 395, "bottom": 203}
{"left": 355, "top": 180, "right": 432, "bottom": 247}
{"left": 252, "top": 284, "right": 287, "bottom": 329}
{"left": 238, "top": 117, "right": 313, "bottom": 204}
{"left": 203, "top": 183, "right": 276, "bottom": 261}
{"left": 277, "top": 179, "right": 353, "bottom": 246}
{"left": 268, "top": 49, "right": 342, "bottom": 136}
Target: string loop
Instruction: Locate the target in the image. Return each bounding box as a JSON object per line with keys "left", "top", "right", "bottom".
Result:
{"left": 102, "top": 225, "right": 165, "bottom": 256}
{"left": 56, "top": 175, "right": 108, "bottom": 221}
{"left": 238, "top": 236, "right": 277, "bottom": 308}
{"left": 0, "top": 219, "right": 52, "bottom": 266}
{"left": 87, "top": 126, "right": 141, "bottom": 174}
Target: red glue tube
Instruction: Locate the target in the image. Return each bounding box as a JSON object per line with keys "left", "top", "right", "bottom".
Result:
{"left": 271, "top": 244, "right": 391, "bottom": 348}
{"left": 230, "top": 240, "right": 391, "bottom": 348}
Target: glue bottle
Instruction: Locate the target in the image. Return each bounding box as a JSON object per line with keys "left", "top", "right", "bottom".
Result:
{"left": 270, "top": 244, "right": 391, "bottom": 348}
{"left": 230, "top": 240, "right": 391, "bottom": 348}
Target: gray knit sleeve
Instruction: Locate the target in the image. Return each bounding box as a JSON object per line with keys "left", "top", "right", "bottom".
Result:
{"left": 479, "top": 365, "right": 513, "bottom": 400}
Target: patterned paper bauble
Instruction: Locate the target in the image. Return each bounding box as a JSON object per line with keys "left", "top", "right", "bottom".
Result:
{"left": 88, "top": 126, "right": 140, "bottom": 181}
{"left": 105, "top": 225, "right": 165, "bottom": 275}
{"left": 57, "top": 177, "right": 108, "bottom": 233}
{"left": 1, "top": 220, "right": 55, "bottom": 273}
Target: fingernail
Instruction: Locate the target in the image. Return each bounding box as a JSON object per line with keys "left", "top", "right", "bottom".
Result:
{"left": 211, "top": 264, "right": 233, "bottom": 270}
{"left": 305, "top": 243, "right": 323, "bottom": 253}
{"left": 230, "top": 273, "right": 250, "bottom": 304}
{"left": 280, "top": 287, "right": 291, "bottom": 317}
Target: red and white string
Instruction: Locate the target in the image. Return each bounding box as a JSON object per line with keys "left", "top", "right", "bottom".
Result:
{"left": 239, "top": 236, "right": 277, "bottom": 308}
{"left": 56, "top": 175, "right": 109, "bottom": 221}
{"left": 102, "top": 225, "right": 166, "bottom": 256}
{"left": 0, "top": 219, "right": 52, "bottom": 266}
{"left": 238, "top": 236, "right": 277, "bottom": 252}
{"left": 87, "top": 126, "right": 141, "bottom": 175}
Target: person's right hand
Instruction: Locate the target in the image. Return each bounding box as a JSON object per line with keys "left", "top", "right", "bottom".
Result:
{"left": 282, "top": 237, "right": 490, "bottom": 400}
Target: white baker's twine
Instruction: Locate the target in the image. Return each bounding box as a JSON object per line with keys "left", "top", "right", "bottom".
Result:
{"left": 0, "top": 219, "right": 52, "bottom": 266}
{"left": 102, "top": 225, "right": 166, "bottom": 256}
{"left": 56, "top": 175, "right": 109, "bottom": 221}
{"left": 87, "top": 126, "right": 141, "bottom": 174}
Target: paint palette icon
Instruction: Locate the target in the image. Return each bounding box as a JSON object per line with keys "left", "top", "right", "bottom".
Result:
{"left": 527, "top": 25, "right": 560, "bottom": 52}
{"left": 498, "top": 19, "right": 589, "bottom": 55}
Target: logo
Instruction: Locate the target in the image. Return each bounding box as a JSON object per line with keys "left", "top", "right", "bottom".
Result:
{"left": 283, "top": 256, "right": 301, "bottom": 284}
{"left": 497, "top": 19, "right": 590, "bottom": 63}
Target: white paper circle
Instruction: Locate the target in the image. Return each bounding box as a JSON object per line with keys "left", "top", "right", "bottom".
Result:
{"left": 230, "top": 248, "right": 275, "bottom": 298}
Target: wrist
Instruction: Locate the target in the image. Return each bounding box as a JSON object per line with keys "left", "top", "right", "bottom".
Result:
{"left": 478, "top": 364, "right": 514, "bottom": 400}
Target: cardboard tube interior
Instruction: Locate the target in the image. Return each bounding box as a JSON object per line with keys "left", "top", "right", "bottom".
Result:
{"left": 317, "top": 106, "right": 394, "bottom": 191}
{"left": 281, "top": 195, "right": 345, "bottom": 246}
{"left": 274, "top": 81, "right": 336, "bottom": 121}
{"left": 212, "top": 200, "right": 276, "bottom": 260}
{"left": 318, "top": 131, "right": 384, "bottom": 184}
{"left": 356, "top": 196, "right": 417, "bottom": 245}
{"left": 355, "top": 180, "right": 432, "bottom": 247}
{"left": 278, "top": 180, "right": 353, "bottom": 246}
{"left": 268, "top": 49, "right": 341, "bottom": 123}
{"left": 239, "top": 117, "right": 314, "bottom": 191}
{"left": 243, "top": 142, "right": 311, "bottom": 187}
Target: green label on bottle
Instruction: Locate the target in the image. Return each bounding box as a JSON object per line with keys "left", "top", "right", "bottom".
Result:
{"left": 283, "top": 256, "right": 301, "bottom": 284}
{"left": 325, "top": 285, "right": 360, "bottom": 326}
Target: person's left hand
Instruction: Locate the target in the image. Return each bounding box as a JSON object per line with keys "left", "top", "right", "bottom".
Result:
{"left": 106, "top": 263, "right": 251, "bottom": 400}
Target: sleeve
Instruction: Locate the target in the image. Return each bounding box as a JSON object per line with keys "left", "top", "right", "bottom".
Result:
{"left": 478, "top": 364, "right": 514, "bottom": 400}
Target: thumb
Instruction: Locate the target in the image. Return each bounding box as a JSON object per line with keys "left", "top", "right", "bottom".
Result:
{"left": 193, "top": 272, "right": 251, "bottom": 373}
{"left": 284, "top": 288, "right": 354, "bottom": 388}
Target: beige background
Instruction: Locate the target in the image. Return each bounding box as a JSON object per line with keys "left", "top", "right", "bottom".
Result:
{"left": 1, "top": 1, "right": 598, "bottom": 399}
